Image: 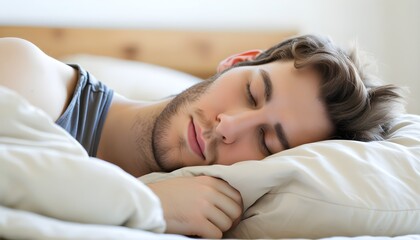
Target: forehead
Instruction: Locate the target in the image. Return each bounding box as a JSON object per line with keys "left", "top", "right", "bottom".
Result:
{"left": 263, "top": 61, "right": 321, "bottom": 96}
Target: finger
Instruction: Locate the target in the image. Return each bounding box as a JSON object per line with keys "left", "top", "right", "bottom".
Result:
{"left": 197, "top": 176, "right": 243, "bottom": 206}
{"left": 212, "top": 191, "right": 243, "bottom": 223}
{"left": 216, "top": 181, "right": 243, "bottom": 207}
{"left": 195, "top": 176, "right": 243, "bottom": 221}
{"left": 205, "top": 204, "right": 234, "bottom": 232}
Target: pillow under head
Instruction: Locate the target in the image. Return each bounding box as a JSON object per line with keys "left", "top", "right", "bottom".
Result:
{"left": 140, "top": 114, "right": 420, "bottom": 239}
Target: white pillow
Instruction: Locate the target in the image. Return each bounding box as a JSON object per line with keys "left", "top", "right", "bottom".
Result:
{"left": 140, "top": 114, "right": 420, "bottom": 239}
{"left": 60, "top": 54, "right": 202, "bottom": 101}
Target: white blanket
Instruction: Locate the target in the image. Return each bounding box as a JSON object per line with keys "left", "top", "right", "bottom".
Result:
{"left": 0, "top": 86, "right": 187, "bottom": 239}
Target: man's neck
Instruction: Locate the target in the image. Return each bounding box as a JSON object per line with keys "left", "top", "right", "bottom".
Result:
{"left": 96, "top": 94, "right": 169, "bottom": 177}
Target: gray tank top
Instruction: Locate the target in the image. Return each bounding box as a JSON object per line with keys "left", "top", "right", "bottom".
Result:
{"left": 56, "top": 65, "right": 114, "bottom": 157}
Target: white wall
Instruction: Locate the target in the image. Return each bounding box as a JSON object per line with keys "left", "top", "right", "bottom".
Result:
{"left": 0, "top": 0, "right": 419, "bottom": 113}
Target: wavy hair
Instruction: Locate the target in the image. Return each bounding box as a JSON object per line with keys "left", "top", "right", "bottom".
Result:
{"left": 230, "top": 34, "right": 406, "bottom": 141}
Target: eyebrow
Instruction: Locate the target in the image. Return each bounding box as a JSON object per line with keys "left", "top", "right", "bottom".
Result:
{"left": 259, "top": 68, "right": 291, "bottom": 150}
{"left": 259, "top": 69, "right": 273, "bottom": 102}
{"left": 274, "top": 123, "right": 291, "bottom": 150}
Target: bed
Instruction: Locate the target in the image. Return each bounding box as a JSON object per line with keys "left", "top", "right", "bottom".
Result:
{"left": 0, "top": 26, "right": 419, "bottom": 240}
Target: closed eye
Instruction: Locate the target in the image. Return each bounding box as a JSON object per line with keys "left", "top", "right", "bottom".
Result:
{"left": 246, "top": 82, "right": 257, "bottom": 107}
{"left": 247, "top": 83, "right": 270, "bottom": 156}
{"left": 259, "top": 128, "right": 272, "bottom": 156}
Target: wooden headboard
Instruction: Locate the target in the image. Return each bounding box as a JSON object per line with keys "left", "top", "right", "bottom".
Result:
{"left": 0, "top": 26, "right": 296, "bottom": 78}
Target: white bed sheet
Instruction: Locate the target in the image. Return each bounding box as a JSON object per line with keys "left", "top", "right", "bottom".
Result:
{"left": 1, "top": 205, "right": 418, "bottom": 240}
{"left": 0, "top": 205, "right": 188, "bottom": 240}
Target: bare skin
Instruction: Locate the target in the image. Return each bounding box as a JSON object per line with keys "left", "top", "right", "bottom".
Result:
{"left": 0, "top": 37, "right": 333, "bottom": 238}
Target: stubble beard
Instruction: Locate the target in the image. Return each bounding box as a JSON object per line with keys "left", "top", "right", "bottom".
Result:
{"left": 151, "top": 79, "right": 215, "bottom": 172}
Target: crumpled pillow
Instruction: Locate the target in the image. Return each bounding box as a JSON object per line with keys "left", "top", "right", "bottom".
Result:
{"left": 140, "top": 114, "right": 420, "bottom": 239}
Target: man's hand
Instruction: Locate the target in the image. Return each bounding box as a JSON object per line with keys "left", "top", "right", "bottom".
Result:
{"left": 147, "top": 176, "right": 243, "bottom": 239}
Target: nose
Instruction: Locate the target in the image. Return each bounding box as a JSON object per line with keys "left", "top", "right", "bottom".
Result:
{"left": 215, "top": 111, "right": 262, "bottom": 144}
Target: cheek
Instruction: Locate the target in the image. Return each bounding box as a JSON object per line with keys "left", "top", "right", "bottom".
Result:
{"left": 196, "top": 82, "right": 244, "bottom": 114}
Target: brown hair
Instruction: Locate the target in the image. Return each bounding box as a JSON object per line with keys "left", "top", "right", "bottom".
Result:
{"left": 231, "top": 34, "right": 406, "bottom": 141}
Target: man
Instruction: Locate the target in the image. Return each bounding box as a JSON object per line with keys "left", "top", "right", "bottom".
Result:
{"left": 0, "top": 35, "right": 404, "bottom": 238}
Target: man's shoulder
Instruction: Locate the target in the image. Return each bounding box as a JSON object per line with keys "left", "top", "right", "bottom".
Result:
{"left": 0, "top": 37, "right": 78, "bottom": 121}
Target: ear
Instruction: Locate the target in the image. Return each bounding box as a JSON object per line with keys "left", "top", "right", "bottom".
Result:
{"left": 217, "top": 49, "right": 263, "bottom": 73}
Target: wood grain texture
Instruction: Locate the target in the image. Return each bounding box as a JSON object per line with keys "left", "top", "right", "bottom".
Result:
{"left": 0, "top": 26, "right": 296, "bottom": 78}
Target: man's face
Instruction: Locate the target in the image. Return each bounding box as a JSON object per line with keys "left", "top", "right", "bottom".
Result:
{"left": 152, "top": 61, "right": 333, "bottom": 172}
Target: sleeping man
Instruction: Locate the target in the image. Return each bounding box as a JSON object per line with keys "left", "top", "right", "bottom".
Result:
{"left": 0, "top": 35, "right": 405, "bottom": 238}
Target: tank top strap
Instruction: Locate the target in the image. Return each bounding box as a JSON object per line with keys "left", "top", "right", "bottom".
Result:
{"left": 56, "top": 64, "right": 114, "bottom": 157}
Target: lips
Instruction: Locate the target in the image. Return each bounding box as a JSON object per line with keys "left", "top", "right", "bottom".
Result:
{"left": 195, "top": 121, "right": 206, "bottom": 157}
{"left": 188, "top": 119, "right": 206, "bottom": 160}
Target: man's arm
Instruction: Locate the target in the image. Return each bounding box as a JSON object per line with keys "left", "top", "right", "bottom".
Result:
{"left": 0, "top": 37, "right": 77, "bottom": 121}
{"left": 148, "top": 176, "right": 242, "bottom": 238}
